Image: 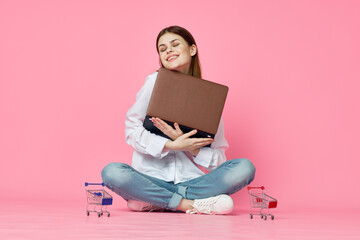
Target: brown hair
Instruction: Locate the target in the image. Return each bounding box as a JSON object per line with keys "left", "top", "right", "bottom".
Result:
{"left": 156, "top": 26, "right": 202, "bottom": 78}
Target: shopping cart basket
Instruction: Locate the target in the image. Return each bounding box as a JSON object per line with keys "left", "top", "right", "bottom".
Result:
{"left": 247, "top": 186, "right": 277, "bottom": 220}
{"left": 85, "top": 182, "right": 113, "bottom": 217}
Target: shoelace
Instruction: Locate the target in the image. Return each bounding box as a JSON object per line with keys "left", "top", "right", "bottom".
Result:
{"left": 186, "top": 199, "right": 217, "bottom": 214}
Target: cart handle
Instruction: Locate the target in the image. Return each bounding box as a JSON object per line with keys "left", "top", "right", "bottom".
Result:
{"left": 247, "top": 186, "right": 265, "bottom": 190}
{"left": 85, "top": 182, "right": 105, "bottom": 187}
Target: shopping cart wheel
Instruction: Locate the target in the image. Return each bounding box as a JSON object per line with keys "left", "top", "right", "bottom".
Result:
{"left": 249, "top": 214, "right": 253, "bottom": 219}
{"left": 271, "top": 215, "right": 274, "bottom": 220}
{"left": 264, "top": 215, "right": 267, "bottom": 220}
{"left": 108, "top": 213, "right": 110, "bottom": 217}
{"left": 87, "top": 211, "right": 89, "bottom": 216}
{"left": 261, "top": 215, "right": 263, "bottom": 219}
{"left": 98, "top": 213, "right": 101, "bottom": 217}
{"left": 101, "top": 212, "right": 103, "bottom": 216}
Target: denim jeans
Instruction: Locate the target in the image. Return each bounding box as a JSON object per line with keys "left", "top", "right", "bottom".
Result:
{"left": 101, "top": 158, "right": 255, "bottom": 211}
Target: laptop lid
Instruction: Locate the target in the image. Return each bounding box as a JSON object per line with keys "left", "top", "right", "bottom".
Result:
{"left": 144, "top": 68, "right": 228, "bottom": 137}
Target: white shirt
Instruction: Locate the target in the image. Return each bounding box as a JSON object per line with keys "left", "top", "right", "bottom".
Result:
{"left": 125, "top": 71, "right": 229, "bottom": 184}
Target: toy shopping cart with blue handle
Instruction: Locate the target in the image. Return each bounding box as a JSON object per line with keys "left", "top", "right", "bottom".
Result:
{"left": 247, "top": 186, "right": 278, "bottom": 220}
{"left": 85, "top": 182, "right": 113, "bottom": 217}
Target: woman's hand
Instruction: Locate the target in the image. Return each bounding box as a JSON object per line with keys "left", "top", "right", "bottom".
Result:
{"left": 164, "top": 130, "right": 214, "bottom": 153}
{"left": 151, "top": 117, "right": 183, "bottom": 140}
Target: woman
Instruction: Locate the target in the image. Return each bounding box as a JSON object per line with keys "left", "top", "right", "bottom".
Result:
{"left": 101, "top": 26, "right": 255, "bottom": 215}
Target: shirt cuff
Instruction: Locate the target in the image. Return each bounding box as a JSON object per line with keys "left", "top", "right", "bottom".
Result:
{"left": 193, "top": 147, "right": 213, "bottom": 169}
{"left": 145, "top": 134, "right": 171, "bottom": 159}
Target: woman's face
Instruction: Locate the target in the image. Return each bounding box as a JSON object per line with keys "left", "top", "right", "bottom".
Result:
{"left": 157, "top": 32, "right": 197, "bottom": 75}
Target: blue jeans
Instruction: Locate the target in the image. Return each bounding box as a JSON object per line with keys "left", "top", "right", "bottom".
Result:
{"left": 101, "top": 158, "right": 255, "bottom": 211}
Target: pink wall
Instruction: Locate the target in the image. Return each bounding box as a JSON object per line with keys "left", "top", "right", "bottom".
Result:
{"left": 1, "top": 0, "right": 359, "bottom": 211}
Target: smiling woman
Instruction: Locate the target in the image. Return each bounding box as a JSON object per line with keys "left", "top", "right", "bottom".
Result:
{"left": 157, "top": 33, "right": 196, "bottom": 76}
{"left": 101, "top": 25, "right": 256, "bottom": 215}
{"left": 156, "top": 26, "right": 201, "bottom": 78}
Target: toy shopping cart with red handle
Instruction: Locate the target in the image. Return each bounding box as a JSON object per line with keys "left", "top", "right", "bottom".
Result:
{"left": 247, "top": 186, "right": 278, "bottom": 220}
{"left": 85, "top": 182, "right": 113, "bottom": 217}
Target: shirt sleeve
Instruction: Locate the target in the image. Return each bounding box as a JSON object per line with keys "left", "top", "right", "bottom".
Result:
{"left": 125, "top": 72, "right": 171, "bottom": 159}
{"left": 192, "top": 117, "right": 229, "bottom": 170}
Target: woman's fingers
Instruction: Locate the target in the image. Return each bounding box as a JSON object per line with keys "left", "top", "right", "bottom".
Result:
{"left": 152, "top": 118, "right": 171, "bottom": 134}
{"left": 153, "top": 118, "right": 167, "bottom": 130}
{"left": 194, "top": 138, "right": 214, "bottom": 145}
{"left": 174, "top": 123, "right": 183, "bottom": 134}
{"left": 152, "top": 118, "right": 213, "bottom": 145}
{"left": 181, "top": 130, "right": 213, "bottom": 141}
{"left": 192, "top": 137, "right": 214, "bottom": 147}
{"left": 169, "top": 131, "right": 214, "bottom": 151}
{"left": 191, "top": 136, "right": 214, "bottom": 142}
{"left": 156, "top": 118, "right": 169, "bottom": 129}
{"left": 195, "top": 141, "right": 214, "bottom": 148}
{"left": 151, "top": 117, "right": 184, "bottom": 140}
{"left": 182, "top": 129, "right": 198, "bottom": 138}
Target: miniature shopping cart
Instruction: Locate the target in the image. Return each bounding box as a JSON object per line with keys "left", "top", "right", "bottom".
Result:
{"left": 85, "top": 182, "right": 113, "bottom": 217}
{"left": 247, "top": 186, "right": 277, "bottom": 220}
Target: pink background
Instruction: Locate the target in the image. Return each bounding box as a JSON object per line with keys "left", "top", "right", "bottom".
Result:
{"left": 1, "top": 0, "right": 359, "bottom": 213}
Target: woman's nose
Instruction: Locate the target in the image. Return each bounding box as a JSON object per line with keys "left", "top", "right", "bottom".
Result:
{"left": 166, "top": 46, "right": 173, "bottom": 53}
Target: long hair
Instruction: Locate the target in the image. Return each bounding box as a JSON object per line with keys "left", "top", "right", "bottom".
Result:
{"left": 156, "top": 26, "right": 202, "bottom": 78}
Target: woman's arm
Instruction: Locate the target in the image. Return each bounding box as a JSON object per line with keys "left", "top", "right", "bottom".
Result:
{"left": 151, "top": 117, "right": 214, "bottom": 154}
{"left": 125, "top": 73, "right": 171, "bottom": 158}
{"left": 153, "top": 116, "right": 229, "bottom": 171}
{"left": 163, "top": 129, "right": 215, "bottom": 152}
{"left": 191, "top": 118, "right": 229, "bottom": 171}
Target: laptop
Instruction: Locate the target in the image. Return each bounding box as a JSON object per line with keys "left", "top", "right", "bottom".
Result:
{"left": 143, "top": 68, "right": 228, "bottom": 141}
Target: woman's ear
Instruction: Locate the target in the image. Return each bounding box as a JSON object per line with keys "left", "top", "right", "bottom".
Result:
{"left": 190, "top": 44, "right": 197, "bottom": 56}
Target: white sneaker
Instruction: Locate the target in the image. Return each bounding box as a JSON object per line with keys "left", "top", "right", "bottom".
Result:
{"left": 186, "top": 194, "right": 234, "bottom": 215}
{"left": 127, "top": 200, "right": 164, "bottom": 212}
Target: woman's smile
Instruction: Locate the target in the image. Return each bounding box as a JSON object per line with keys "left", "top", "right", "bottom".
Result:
{"left": 167, "top": 54, "right": 179, "bottom": 62}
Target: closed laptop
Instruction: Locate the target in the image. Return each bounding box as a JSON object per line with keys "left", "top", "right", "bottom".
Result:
{"left": 143, "top": 68, "right": 228, "bottom": 140}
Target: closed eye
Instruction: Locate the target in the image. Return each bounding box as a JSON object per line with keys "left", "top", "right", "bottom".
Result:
{"left": 158, "top": 41, "right": 180, "bottom": 52}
